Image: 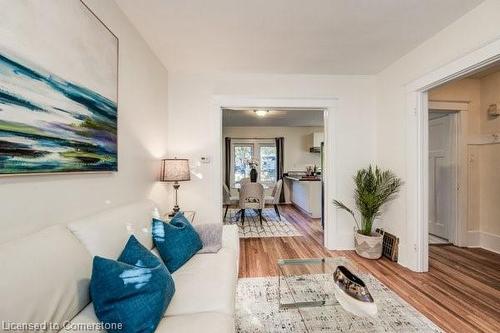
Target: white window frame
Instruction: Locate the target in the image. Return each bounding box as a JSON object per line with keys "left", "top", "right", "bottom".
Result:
{"left": 231, "top": 142, "right": 254, "bottom": 186}
{"left": 230, "top": 138, "right": 277, "bottom": 188}
{"left": 257, "top": 142, "right": 278, "bottom": 186}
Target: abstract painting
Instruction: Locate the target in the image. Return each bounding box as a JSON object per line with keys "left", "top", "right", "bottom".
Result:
{"left": 0, "top": 0, "right": 118, "bottom": 174}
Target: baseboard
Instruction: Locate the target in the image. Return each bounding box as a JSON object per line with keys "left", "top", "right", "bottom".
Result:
{"left": 466, "top": 231, "right": 480, "bottom": 247}
{"left": 479, "top": 232, "right": 500, "bottom": 254}
{"left": 466, "top": 231, "right": 500, "bottom": 254}
{"left": 291, "top": 202, "right": 311, "bottom": 217}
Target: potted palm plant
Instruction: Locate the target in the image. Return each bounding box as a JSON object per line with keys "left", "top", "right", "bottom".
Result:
{"left": 333, "top": 165, "right": 402, "bottom": 259}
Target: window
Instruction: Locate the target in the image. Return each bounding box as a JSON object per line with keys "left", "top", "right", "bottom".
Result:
{"left": 233, "top": 144, "right": 253, "bottom": 183}
{"left": 231, "top": 140, "right": 277, "bottom": 187}
{"left": 259, "top": 145, "right": 277, "bottom": 183}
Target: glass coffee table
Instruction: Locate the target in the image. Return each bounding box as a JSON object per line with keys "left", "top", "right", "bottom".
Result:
{"left": 277, "top": 257, "right": 360, "bottom": 309}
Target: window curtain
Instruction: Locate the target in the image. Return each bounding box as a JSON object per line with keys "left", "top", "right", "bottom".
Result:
{"left": 224, "top": 137, "right": 231, "bottom": 187}
{"left": 275, "top": 137, "right": 285, "bottom": 203}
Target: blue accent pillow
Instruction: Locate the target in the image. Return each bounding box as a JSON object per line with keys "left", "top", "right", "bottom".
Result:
{"left": 152, "top": 213, "right": 203, "bottom": 273}
{"left": 90, "top": 235, "right": 175, "bottom": 333}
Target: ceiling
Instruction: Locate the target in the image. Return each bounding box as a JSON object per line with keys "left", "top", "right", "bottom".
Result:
{"left": 115, "top": 0, "right": 483, "bottom": 75}
{"left": 223, "top": 109, "right": 324, "bottom": 127}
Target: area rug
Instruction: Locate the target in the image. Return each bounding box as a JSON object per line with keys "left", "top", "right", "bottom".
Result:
{"left": 236, "top": 274, "right": 442, "bottom": 333}
{"left": 224, "top": 208, "right": 302, "bottom": 238}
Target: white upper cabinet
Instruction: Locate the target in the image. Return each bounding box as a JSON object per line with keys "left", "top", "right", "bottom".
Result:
{"left": 313, "top": 132, "right": 324, "bottom": 147}
{"left": 308, "top": 132, "right": 324, "bottom": 149}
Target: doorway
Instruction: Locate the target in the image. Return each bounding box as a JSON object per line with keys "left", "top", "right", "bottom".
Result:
{"left": 221, "top": 108, "right": 326, "bottom": 241}
{"left": 404, "top": 37, "right": 500, "bottom": 272}
{"left": 212, "top": 96, "right": 338, "bottom": 249}
{"left": 428, "top": 111, "right": 458, "bottom": 245}
{"left": 407, "top": 47, "right": 500, "bottom": 272}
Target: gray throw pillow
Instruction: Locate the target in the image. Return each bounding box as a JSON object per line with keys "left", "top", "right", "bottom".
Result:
{"left": 194, "top": 223, "right": 223, "bottom": 253}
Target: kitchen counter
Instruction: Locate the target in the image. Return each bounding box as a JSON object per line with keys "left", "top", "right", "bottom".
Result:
{"left": 284, "top": 176, "right": 321, "bottom": 181}
{"left": 285, "top": 176, "right": 322, "bottom": 218}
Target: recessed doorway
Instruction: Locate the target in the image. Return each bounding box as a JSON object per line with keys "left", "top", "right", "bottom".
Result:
{"left": 428, "top": 111, "right": 458, "bottom": 245}
{"left": 405, "top": 38, "right": 500, "bottom": 272}
{"left": 221, "top": 108, "right": 326, "bottom": 242}
{"left": 212, "top": 96, "right": 338, "bottom": 250}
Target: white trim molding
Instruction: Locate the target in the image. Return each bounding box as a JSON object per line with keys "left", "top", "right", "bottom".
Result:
{"left": 406, "top": 39, "right": 500, "bottom": 92}
{"left": 404, "top": 38, "right": 500, "bottom": 272}
{"left": 467, "top": 230, "right": 481, "bottom": 246}
{"left": 467, "top": 231, "right": 500, "bottom": 254}
{"left": 428, "top": 100, "right": 469, "bottom": 112}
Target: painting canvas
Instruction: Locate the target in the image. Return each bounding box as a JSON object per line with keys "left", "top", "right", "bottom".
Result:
{"left": 0, "top": 0, "right": 118, "bottom": 174}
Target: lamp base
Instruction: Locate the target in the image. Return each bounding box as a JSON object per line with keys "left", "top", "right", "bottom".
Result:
{"left": 168, "top": 205, "right": 180, "bottom": 218}
{"left": 169, "top": 182, "right": 181, "bottom": 217}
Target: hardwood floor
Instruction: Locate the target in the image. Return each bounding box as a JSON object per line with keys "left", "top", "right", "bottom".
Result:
{"left": 238, "top": 204, "right": 500, "bottom": 333}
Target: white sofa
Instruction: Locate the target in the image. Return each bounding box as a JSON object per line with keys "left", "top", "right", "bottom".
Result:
{"left": 0, "top": 200, "right": 239, "bottom": 333}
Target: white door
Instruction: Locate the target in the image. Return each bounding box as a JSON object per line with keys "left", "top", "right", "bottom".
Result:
{"left": 428, "top": 113, "right": 456, "bottom": 240}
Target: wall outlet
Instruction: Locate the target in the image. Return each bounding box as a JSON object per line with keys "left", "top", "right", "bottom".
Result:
{"left": 200, "top": 156, "right": 210, "bottom": 163}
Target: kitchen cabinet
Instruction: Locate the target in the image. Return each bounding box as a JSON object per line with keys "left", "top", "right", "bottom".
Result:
{"left": 286, "top": 176, "right": 322, "bottom": 218}
{"left": 308, "top": 132, "right": 324, "bottom": 153}
{"left": 312, "top": 132, "right": 324, "bottom": 147}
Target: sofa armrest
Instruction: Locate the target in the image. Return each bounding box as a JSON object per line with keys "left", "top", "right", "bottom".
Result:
{"left": 222, "top": 225, "right": 239, "bottom": 270}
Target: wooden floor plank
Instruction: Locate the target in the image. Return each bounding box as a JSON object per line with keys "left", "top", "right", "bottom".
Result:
{"left": 238, "top": 204, "right": 500, "bottom": 333}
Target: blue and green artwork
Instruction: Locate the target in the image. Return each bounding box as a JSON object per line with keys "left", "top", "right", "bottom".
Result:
{"left": 0, "top": 53, "right": 117, "bottom": 174}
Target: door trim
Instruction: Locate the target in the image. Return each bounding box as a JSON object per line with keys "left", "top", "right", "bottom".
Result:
{"left": 212, "top": 96, "right": 338, "bottom": 250}
{"left": 404, "top": 38, "right": 500, "bottom": 272}
{"left": 429, "top": 101, "right": 469, "bottom": 111}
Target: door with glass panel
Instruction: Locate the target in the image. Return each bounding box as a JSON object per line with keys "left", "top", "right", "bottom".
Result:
{"left": 231, "top": 141, "right": 277, "bottom": 188}
{"left": 259, "top": 144, "right": 277, "bottom": 186}
{"left": 233, "top": 144, "right": 254, "bottom": 186}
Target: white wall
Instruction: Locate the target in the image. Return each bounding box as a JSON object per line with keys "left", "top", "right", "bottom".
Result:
{"left": 375, "top": 0, "right": 500, "bottom": 268}
{"left": 167, "top": 72, "right": 376, "bottom": 248}
{"left": 0, "top": 0, "right": 169, "bottom": 244}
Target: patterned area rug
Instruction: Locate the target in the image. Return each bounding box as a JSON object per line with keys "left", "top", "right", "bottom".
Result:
{"left": 236, "top": 274, "right": 442, "bottom": 333}
{"left": 224, "top": 208, "right": 302, "bottom": 238}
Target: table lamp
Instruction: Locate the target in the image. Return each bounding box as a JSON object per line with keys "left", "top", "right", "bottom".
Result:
{"left": 160, "top": 158, "right": 190, "bottom": 217}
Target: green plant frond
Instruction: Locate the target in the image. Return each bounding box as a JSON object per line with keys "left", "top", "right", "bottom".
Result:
{"left": 333, "top": 165, "right": 403, "bottom": 234}
{"left": 332, "top": 199, "right": 360, "bottom": 230}
{"left": 333, "top": 200, "right": 352, "bottom": 214}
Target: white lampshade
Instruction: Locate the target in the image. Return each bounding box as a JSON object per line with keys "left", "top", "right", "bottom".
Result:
{"left": 160, "top": 158, "right": 190, "bottom": 182}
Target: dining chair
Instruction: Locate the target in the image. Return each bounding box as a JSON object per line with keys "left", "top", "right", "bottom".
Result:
{"left": 265, "top": 179, "right": 283, "bottom": 220}
{"left": 223, "top": 184, "right": 239, "bottom": 219}
{"left": 239, "top": 182, "right": 264, "bottom": 225}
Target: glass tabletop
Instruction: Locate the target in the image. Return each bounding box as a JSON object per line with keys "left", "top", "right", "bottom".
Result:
{"left": 277, "top": 257, "right": 360, "bottom": 309}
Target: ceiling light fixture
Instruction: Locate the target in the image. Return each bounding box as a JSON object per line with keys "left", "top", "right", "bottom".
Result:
{"left": 254, "top": 109, "right": 269, "bottom": 117}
